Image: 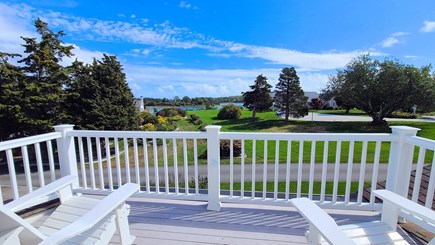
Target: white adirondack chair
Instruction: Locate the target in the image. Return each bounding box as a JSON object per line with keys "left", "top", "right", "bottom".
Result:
{"left": 291, "top": 190, "right": 435, "bottom": 245}
{"left": 0, "top": 175, "right": 139, "bottom": 245}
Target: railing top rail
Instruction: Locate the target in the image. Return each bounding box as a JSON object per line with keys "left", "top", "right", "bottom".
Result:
{"left": 220, "top": 132, "right": 398, "bottom": 141}
{"left": 406, "top": 136, "right": 435, "bottom": 151}
{"left": 0, "top": 132, "right": 61, "bottom": 151}
{"left": 68, "top": 130, "right": 207, "bottom": 139}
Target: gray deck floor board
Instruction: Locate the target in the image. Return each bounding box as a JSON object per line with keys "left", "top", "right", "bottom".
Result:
{"left": 27, "top": 196, "right": 420, "bottom": 245}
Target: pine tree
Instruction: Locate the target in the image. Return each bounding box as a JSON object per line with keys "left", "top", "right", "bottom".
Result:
{"left": 18, "top": 18, "right": 73, "bottom": 135}
{"left": 274, "top": 67, "right": 308, "bottom": 123}
{"left": 0, "top": 52, "right": 25, "bottom": 140}
{"left": 242, "top": 74, "right": 273, "bottom": 122}
{"left": 65, "top": 55, "right": 137, "bottom": 130}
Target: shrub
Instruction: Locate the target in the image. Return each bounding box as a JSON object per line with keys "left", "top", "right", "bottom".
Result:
{"left": 190, "top": 114, "right": 200, "bottom": 122}
{"left": 156, "top": 108, "right": 187, "bottom": 117}
{"left": 217, "top": 104, "right": 242, "bottom": 119}
{"left": 219, "top": 140, "right": 242, "bottom": 158}
{"left": 388, "top": 111, "right": 418, "bottom": 119}
{"left": 143, "top": 123, "right": 156, "bottom": 131}
{"left": 137, "top": 112, "right": 157, "bottom": 125}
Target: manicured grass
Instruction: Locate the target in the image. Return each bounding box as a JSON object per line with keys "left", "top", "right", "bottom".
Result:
{"left": 313, "top": 109, "right": 368, "bottom": 116}
{"left": 220, "top": 181, "right": 367, "bottom": 195}
{"left": 179, "top": 109, "right": 435, "bottom": 165}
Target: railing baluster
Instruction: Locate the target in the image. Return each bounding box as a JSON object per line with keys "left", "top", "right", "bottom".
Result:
{"left": 5, "top": 149, "right": 19, "bottom": 199}
{"left": 78, "top": 137, "right": 87, "bottom": 189}
{"left": 252, "top": 139, "right": 256, "bottom": 198}
{"left": 46, "top": 140, "right": 56, "bottom": 182}
{"left": 332, "top": 141, "right": 342, "bottom": 204}
{"left": 194, "top": 139, "right": 199, "bottom": 195}
{"left": 345, "top": 141, "right": 355, "bottom": 204}
{"left": 86, "top": 137, "right": 96, "bottom": 189}
{"left": 21, "top": 146, "right": 32, "bottom": 193}
{"left": 297, "top": 141, "right": 303, "bottom": 198}
{"left": 426, "top": 152, "right": 435, "bottom": 208}
{"left": 153, "top": 138, "right": 159, "bottom": 193}
{"left": 173, "top": 138, "right": 179, "bottom": 194}
{"left": 369, "top": 141, "right": 381, "bottom": 204}
{"left": 105, "top": 137, "right": 113, "bottom": 191}
{"left": 163, "top": 138, "right": 169, "bottom": 194}
{"left": 285, "top": 140, "right": 292, "bottom": 201}
{"left": 412, "top": 147, "right": 426, "bottom": 203}
{"left": 143, "top": 138, "right": 150, "bottom": 193}
{"left": 183, "top": 138, "right": 189, "bottom": 194}
{"left": 230, "top": 139, "right": 234, "bottom": 197}
{"left": 123, "top": 138, "right": 131, "bottom": 183}
{"left": 274, "top": 140, "right": 280, "bottom": 200}
{"left": 34, "top": 143, "right": 45, "bottom": 187}
{"left": 241, "top": 140, "right": 245, "bottom": 198}
{"left": 357, "top": 141, "right": 368, "bottom": 204}
{"left": 320, "top": 141, "right": 329, "bottom": 202}
{"left": 96, "top": 137, "right": 104, "bottom": 189}
{"left": 114, "top": 137, "right": 122, "bottom": 187}
{"left": 263, "top": 140, "right": 268, "bottom": 199}
{"left": 308, "top": 141, "right": 316, "bottom": 200}
{"left": 133, "top": 138, "right": 140, "bottom": 185}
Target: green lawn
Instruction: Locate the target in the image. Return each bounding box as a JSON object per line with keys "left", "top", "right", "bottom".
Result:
{"left": 313, "top": 109, "right": 368, "bottom": 116}
{"left": 220, "top": 181, "right": 367, "bottom": 195}
{"left": 178, "top": 109, "right": 434, "bottom": 165}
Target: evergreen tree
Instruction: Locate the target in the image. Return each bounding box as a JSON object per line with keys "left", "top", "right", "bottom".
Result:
{"left": 242, "top": 74, "right": 273, "bottom": 122}
{"left": 0, "top": 52, "right": 24, "bottom": 140}
{"left": 274, "top": 67, "right": 308, "bottom": 123}
{"left": 18, "top": 18, "right": 73, "bottom": 135}
{"left": 65, "top": 55, "right": 137, "bottom": 130}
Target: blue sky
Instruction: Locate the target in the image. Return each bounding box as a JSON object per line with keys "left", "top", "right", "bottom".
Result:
{"left": 1, "top": 0, "right": 435, "bottom": 98}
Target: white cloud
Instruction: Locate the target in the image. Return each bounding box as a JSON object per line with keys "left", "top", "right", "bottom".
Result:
{"left": 420, "top": 21, "right": 435, "bottom": 33}
{"left": 381, "top": 37, "right": 399, "bottom": 48}
{"left": 124, "top": 65, "right": 329, "bottom": 97}
{"left": 62, "top": 44, "right": 105, "bottom": 65}
{"left": 380, "top": 31, "right": 410, "bottom": 48}
{"left": 179, "top": 1, "right": 198, "bottom": 10}
{"left": 403, "top": 55, "right": 420, "bottom": 60}
{"left": 0, "top": 2, "right": 381, "bottom": 72}
{"left": 391, "top": 32, "right": 409, "bottom": 37}
{"left": 0, "top": 3, "right": 35, "bottom": 54}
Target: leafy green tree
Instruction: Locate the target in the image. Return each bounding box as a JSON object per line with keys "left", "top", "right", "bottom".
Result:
{"left": 326, "top": 55, "right": 435, "bottom": 125}
{"left": 309, "top": 98, "right": 323, "bottom": 111}
{"left": 18, "top": 18, "right": 74, "bottom": 135}
{"left": 274, "top": 67, "right": 308, "bottom": 123}
{"left": 320, "top": 75, "right": 356, "bottom": 113}
{"left": 0, "top": 52, "right": 24, "bottom": 140}
{"left": 65, "top": 55, "right": 137, "bottom": 130}
{"left": 242, "top": 74, "right": 273, "bottom": 122}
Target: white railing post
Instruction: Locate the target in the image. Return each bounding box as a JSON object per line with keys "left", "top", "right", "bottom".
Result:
{"left": 53, "top": 125, "right": 79, "bottom": 188}
{"left": 386, "top": 126, "right": 420, "bottom": 197}
{"left": 206, "top": 125, "right": 222, "bottom": 211}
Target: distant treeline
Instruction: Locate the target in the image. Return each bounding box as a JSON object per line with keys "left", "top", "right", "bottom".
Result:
{"left": 142, "top": 96, "right": 243, "bottom": 107}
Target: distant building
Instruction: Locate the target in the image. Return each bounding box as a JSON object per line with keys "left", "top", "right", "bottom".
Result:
{"left": 135, "top": 97, "right": 144, "bottom": 112}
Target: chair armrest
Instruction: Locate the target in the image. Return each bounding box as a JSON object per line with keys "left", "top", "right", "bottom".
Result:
{"left": 40, "top": 183, "right": 140, "bottom": 245}
{"left": 373, "top": 190, "right": 435, "bottom": 226}
{"left": 5, "top": 175, "right": 77, "bottom": 212}
{"left": 0, "top": 227, "right": 24, "bottom": 245}
{"left": 291, "top": 198, "right": 357, "bottom": 245}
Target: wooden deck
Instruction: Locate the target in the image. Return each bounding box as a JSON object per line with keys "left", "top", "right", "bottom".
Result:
{"left": 95, "top": 197, "right": 419, "bottom": 245}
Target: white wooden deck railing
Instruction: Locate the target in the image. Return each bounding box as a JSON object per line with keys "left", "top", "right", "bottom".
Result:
{"left": 1, "top": 125, "right": 433, "bottom": 217}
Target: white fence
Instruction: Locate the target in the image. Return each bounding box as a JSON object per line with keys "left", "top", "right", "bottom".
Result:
{"left": 1, "top": 125, "right": 434, "bottom": 222}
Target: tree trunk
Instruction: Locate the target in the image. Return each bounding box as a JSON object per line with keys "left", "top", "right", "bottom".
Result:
{"left": 251, "top": 108, "right": 256, "bottom": 123}
{"left": 370, "top": 114, "right": 387, "bottom": 126}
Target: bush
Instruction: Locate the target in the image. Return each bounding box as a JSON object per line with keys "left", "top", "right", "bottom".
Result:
{"left": 156, "top": 108, "right": 187, "bottom": 117}
{"left": 220, "top": 140, "right": 242, "bottom": 158}
{"left": 217, "top": 104, "right": 242, "bottom": 119}
{"left": 388, "top": 111, "right": 418, "bottom": 119}
{"left": 137, "top": 112, "right": 157, "bottom": 125}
